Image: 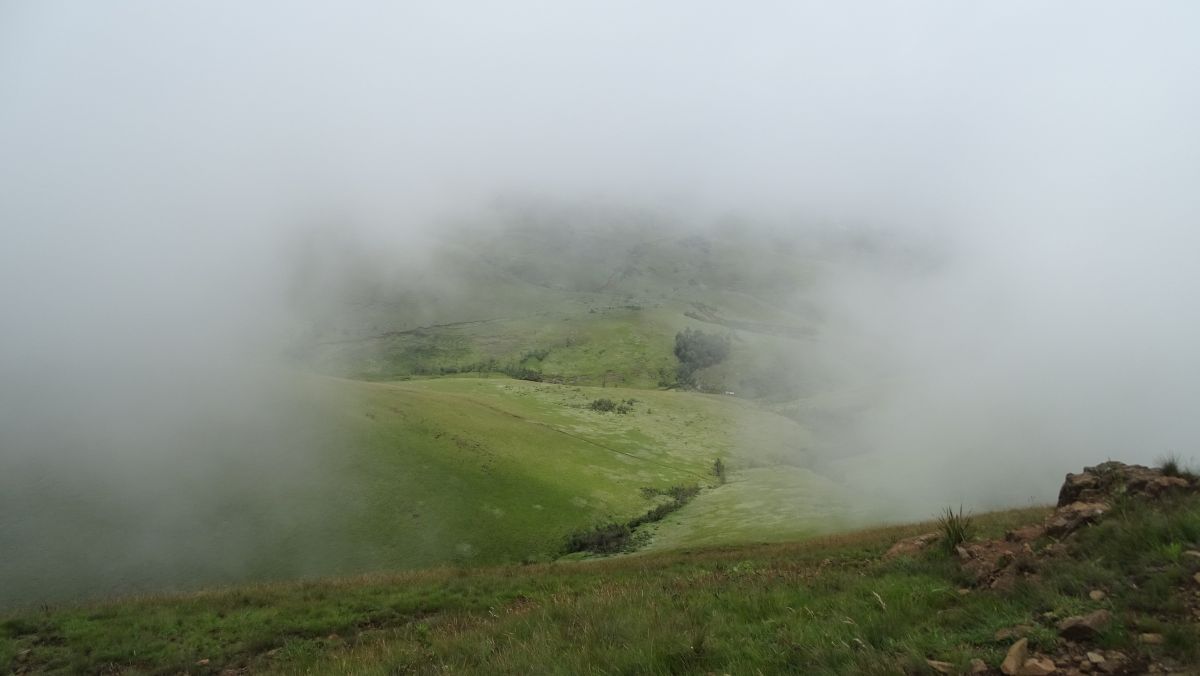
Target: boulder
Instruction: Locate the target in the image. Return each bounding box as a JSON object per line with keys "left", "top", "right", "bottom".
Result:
{"left": 1002, "top": 638, "right": 1030, "bottom": 675}
{"left": 1045, "top": 502, "right": 1108, "bottom": 537}
{"left": 1057, "top": 610, "right": 1111, "bottom": 641}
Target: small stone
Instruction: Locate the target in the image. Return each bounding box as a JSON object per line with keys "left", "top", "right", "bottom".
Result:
{"left": 970, "top": 658, "right": 988, "bottom": 674}
{"left": 958, "top": 588, "right": 971, "bottom": 596}
{"left": 196, "top": 658, "right": 210, "bottom": 666}
{"left": 1088, "top": 589, "right": 1106, "bottom": 601}
{"left": 1002, "top": 638, "right": 1030, "bottom": 675}
{"left": 1057, "top": 609, "right": 1111, "bottom": 641}
{"left": 1183, "top": 550, "right": 1200, "bottom": 559}
{"left": 927, "top": 659, "right": 956, "bottom": 674}
{"left": 1097, "top": 652, "right": 1126, "bottom": 674}
{"left": 1086, "top": 652, "right": 1105, "bottom": 664}
{"left": 1019, "top": 656, "right": 1057, "bottom": 675}
{"left": 1139, "top": 633, "right": 1165, "bottom": 645}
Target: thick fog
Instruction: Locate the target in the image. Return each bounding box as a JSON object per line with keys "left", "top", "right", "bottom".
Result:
{"left": 3, "top": 2, "right": 1200, "bottom": 601}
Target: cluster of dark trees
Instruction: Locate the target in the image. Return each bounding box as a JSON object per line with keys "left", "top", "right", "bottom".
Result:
{"left": 564, "top": 484, "right": 701, "bottom": 554}
{"left": 673, "top": 328, "right": 730, "bottom": 387}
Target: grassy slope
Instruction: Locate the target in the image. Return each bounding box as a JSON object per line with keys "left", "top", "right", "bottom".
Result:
{"left": 3, "top": 373, "right": 848, "bottom": 608}
{"left": 282, "top": 221, "right": 863, "bottom": 567}
{"left": 343, "top": 377, "right": 857, "bottom": 559}
{"left": 7, "top": 496, "right": 1199, "bottom": 675}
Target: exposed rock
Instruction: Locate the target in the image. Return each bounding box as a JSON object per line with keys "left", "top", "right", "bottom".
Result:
{"left": 1045, "top": 502, "right": 1108, "bottom": 537}
{"left": 1057, "top": 461, "right": 1196, "bottom": 507}
{"left": 1006, "top": 525, "right": 1047, "bottom": 542}
{"left": 1096, "top": 651, "right": 1127, "bottom": 674}
{"left": 1002, "top": 638, "right": 1030, "bottom": 675}
{"left": 1057, "top": 471, "right": 1102, "bottom": 506}
{"left": 1086, "top": 652, "right": 1105, "bottom": 664}
{"left": 1057, "top": 610, "right": 1111, "bottom": 641}
{"left": 1088, "top": 589, "right": 1106, "bottom": 601}
{"left": 1184, "top": 550, "right": 1200, "bottom": 559}
{"left": 1138, "top": 633, "right": 1164, "bottom": 645}
{"left": 885, "top": 531, "right": 940, "bottom": 559}
{"left": 1020, "top": 656, "right": 1057, "bottom": 675}
{"left": 970, "top": 658, "right": 988, "bottom": 674}
{"left": 926, "top": 659, "right": 956, "bottom": 674}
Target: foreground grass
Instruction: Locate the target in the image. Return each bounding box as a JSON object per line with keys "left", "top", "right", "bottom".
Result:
{"left": 6, "top": 497, "right": 1198, "bottom": 675}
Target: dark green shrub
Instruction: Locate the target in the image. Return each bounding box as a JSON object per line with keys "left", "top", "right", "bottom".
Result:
{"left": 589, "top": 398, "right": 617, "bottom": 412}
{"left": 712, "top": 458, "right": 726, "bottom": 484}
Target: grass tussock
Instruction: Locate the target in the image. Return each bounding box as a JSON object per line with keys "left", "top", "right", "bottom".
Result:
{"left": 936, "top": 504, "right": 975, "bottom": 552}
{"left": 1157, "top": 452, "right": 1197, "bottom": 479}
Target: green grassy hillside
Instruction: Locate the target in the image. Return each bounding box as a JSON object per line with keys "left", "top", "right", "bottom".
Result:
{"left": 2, "top": 374, "right": 859, "bottom": 607}
{"left": 7, "top": 496, "right": 1198, "bottom": 674}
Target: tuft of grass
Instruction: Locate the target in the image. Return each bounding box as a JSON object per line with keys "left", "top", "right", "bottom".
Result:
{"left": 936, "top": 505, "right": 974, "bottom": 552}
{"left": 1159, "top": 453, "right": 1183, "bottom": 477}
{"left": 1157, "top": 452, "right": 1196, "bottom": 479}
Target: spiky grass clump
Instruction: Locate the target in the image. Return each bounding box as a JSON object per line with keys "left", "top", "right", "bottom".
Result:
{"left": 1159, "top": 453, "right": 1182, "bottom": 477}
{"left": 937, "top": 505, "right": 974, "bottom": 552}
{"left": 1157, "top": 452, "right": 1196, "bottom": 479}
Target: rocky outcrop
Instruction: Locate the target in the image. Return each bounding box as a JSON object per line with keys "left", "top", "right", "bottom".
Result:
{"left": 1057, "top": 461, "right": 1195, "bottom": 507}
{"left": 953, "top": 462, "right": 1198, "bottom": 591}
